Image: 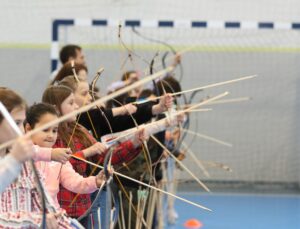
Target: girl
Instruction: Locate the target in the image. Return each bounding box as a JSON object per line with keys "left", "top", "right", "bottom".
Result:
{"left": 0, "top": 87, "right": 35, "bottom": 192}
{"left": 25, "top": 103, "right": 107, "bottom": 210}
{"left": 0, "top": 88, "right": 71, "bottom": 187}
{"left": 59, "top": 75, "right": 173, "bottom": 139}
{"left": 57, "top": 75, "right": 173, "bottom": 228}
{"left": 0, "top": 87, "right": 74, "bottom": 228}
{"left": 42, "top": 85, "right": 143, "bottom": 227}
{"left": 51, "top": 62, "right": 88, "bottom": 85}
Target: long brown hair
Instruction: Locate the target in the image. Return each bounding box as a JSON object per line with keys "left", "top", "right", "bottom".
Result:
{"left": 58, "top": 75, "right": 79, "bottom": 92}
{"left": 42, "top": 85, "right": 93, "bottom": 151}
{"left": 0, "top": 87, "right": 26, "bottom": 123}
{"left": 50, "top": 62, "right": 88, "bottom": 85}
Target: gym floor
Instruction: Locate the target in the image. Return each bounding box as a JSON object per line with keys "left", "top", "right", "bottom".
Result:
{"left": 169, "top": 192, "right": 300, "bottom": 229}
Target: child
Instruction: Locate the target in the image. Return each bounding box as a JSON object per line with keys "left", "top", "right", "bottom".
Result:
{"left": 50, "top": 62, "right": 88, "bottom": 85}
{"left": 42, "top": 85, "right": 143, "bottom": 227}
{"left": 0, "top": 87, "right": 35, "bottom": 192}
{"left": 0, "top": 87, "right": 75, "bottom": 228}
{"left": 59, "top": 75, "right": 173, "bottom": 139}
{"left": 25, "top": 103, "right": 107, "bottom": 210}
{"left": 0, "top": 87, "right": 71, "bottom": 184}
{"left": 57, "top": 75, "right": 174, "bottom": 228}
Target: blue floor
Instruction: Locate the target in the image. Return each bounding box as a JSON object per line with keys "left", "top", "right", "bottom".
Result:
{"left": 167, "top": 193, "right": 300, "bottom": 229}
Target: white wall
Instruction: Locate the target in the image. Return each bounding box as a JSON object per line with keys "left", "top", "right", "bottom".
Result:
{"left": 0, "top": 0, "right": 300, "bottom": 44}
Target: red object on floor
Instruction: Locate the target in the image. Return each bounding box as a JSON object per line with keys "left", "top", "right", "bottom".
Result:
{"left": 184, "top": 218, "right": 203, "bottom": 228}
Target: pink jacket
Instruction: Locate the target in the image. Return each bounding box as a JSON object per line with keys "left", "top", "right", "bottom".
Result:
{"left": 36, "top": 160, "right": 98, "bottom": 208}
{"left": 33, "top": 145, "right": 98, "bottom": 208}
{"left": 33, "top": 145, "right": 52, "bottom": 161}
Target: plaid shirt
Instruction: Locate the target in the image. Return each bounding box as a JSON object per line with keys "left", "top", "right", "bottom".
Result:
{"left": 54, "top": 127, "right": 136, "bottom": 218}
{"left": 0, "top": 162, "right": 73, "bottom": 228}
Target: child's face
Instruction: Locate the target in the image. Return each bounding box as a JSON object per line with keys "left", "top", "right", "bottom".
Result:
{"left": 61, "top": 93, "right": 79, "bottom": 122}
{"left": 29, "top": 113, "right": 58, "bottom": 148}
{"left": 0, "top": 107, "right": 25, "bottom": 143}
{"left": 128, "top": 72, "right": 142, "bottom": 97}
{"left": 74, "top": 81, "right": 92, "bottom": 108}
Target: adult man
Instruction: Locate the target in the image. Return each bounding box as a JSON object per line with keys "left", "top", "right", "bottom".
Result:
{"left": 51, "top": 44, "right": 86, "bottom": 79}
{"left": 59, "top": 44, "right": 86, "bottom": 66}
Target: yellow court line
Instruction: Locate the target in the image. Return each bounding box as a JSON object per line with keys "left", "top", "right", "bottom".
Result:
{"left": 1, "top": 43, "right": 300, "bottom": 53}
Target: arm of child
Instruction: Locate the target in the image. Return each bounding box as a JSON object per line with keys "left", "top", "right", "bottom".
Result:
{"left": 82, "top": 142, "right": 107, "bottom": 158}
{"left": 60, "top": 161, "right": 98, "bottom": 194}
{"left": 32, "top": 146, "right": 71, "bottom": 164}
{"left": 112, "top": 104, "right": 137, "bottom": 116}
{"left": 32, "top": 145, "right": 52, "bottom": 161}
